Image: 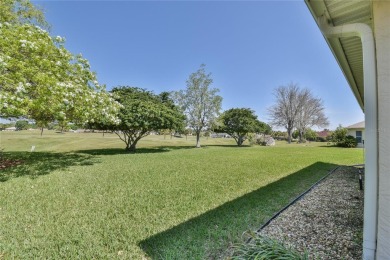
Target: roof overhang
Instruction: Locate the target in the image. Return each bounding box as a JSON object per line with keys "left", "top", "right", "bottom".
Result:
{"left": 304, "top": 0, "right": 373, "bottom": 111}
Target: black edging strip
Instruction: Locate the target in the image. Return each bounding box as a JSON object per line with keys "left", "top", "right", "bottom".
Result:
{"left": 247, "top": 166, "right": 341, "bottom": 243}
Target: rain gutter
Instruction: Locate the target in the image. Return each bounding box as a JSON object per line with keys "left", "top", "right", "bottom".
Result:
{"left": 318, "top": 15, "right": 378, "bottom": 260}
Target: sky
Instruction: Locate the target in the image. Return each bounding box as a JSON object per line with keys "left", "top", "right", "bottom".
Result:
{"left": 31, "top": 0, "right": 364, "bottom": 130}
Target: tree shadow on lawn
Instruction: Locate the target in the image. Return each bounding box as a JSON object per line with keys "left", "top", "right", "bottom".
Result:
{"left": 0, "top": 151, "right": 98, "bottom": 182}
{"left": 204, "top": 144, "right": 251, "bottom": 148}
{"left": 139, "top": 162, "right": 338, "bottom": 259}
{"left": 75, "top": 146, "right": 196, "bottom": 156}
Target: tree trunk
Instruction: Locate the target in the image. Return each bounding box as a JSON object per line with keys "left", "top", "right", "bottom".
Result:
{"left": 287, "top": 128, "right": 292, "bottom": 143}
{"left": 298, "top": 130, "right": 304, "bottom": 143}
{"left": 196, "top": 132, "right": 201, "bottom": 148}
{"left": 40, "top": 127, "right": 44, "bottom": 136}
{"left": 126, "top": 142, "right": 137, "bottom": 152}
{"left": 237, "top": 136, "right": 244, "bottom": 146}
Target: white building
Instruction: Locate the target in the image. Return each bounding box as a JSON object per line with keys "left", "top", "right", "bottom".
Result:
{"left": 347, "top": 121, "right": 365, "bottom": 148}
{"left": 305, "top": 1, "right": 389, "bottom": 259}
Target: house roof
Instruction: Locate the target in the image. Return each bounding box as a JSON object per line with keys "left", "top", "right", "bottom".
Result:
{"left": 347, "top": 121, "right": 365, "bottom": 129}
{"left": 304, "top": 0, "right": 372, "bottom": 110}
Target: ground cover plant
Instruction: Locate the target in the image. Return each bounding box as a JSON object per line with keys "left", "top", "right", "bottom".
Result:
{"left": 0, "top": 131, "right": 363, "bottom": 258}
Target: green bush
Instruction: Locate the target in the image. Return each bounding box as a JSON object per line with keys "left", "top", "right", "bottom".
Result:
{"left": 230, "top": 233, "right": 309, "bottom": 260}
{"left": 317, "top": 136, "right": 327, "bottom": 142}
{"left": 15, "top": 120, "right": 29, "bottom": 130}
{"left": 341, "top": 135, "right": 358, "bottom": 148}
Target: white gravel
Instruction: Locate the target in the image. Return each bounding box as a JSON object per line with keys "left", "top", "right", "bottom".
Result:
{"left": 259, "top": 166, "right": 364, "bottom": 259}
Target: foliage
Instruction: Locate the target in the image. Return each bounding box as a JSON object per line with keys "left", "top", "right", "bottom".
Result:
{"left": 305, "top": 128, "right": 318, "bottom": 141}
{"left": 330, "top": 126, "right": 357, "bottom": 147}
{"left": 331, "top": 125, "right": 348, "bottom": 146}
{"left": 107, "top": 86, "right": 185, "bottom": 151}
{"left": 271, "top": 130, "right": 287, "bottom": 141}
{"left": 216, "top": 108, "right": 267, "bottom": 146}
{"left": 343, "top": 135, "right": 358, "bottom": 148}
{"left": 292, "top": 128, "right": 318, "bottom": 142}
{"left": 0, "top": 0, "right": 121, "bottom": 127}
{"left": 15, "top": 119, "right": 29, "bottom": 130}
{"left": 230, "top": 233, "right": 309, "bottom": 260}
{"left": 173, "top": 64, "right": 222, "bottom": 148}
{"left": 268, "top": 83, "right": 328, "bottom": 143}
{"left": 0, "top": 0, "right": 48, "bottom": 28}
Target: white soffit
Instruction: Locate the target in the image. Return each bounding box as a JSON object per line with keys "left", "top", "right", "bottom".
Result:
{"left": 305, "top": 0, "right": 372, "bottom": 110}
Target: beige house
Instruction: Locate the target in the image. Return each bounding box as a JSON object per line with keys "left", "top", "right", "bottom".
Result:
{"left": 347, "top": 121, "right": 365, "bottom": 148}
{"left": 305, "top": 1, "right": 389, "bottom": 259}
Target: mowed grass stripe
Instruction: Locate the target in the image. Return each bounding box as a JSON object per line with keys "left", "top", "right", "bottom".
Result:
{"left": 0, "top": 131, "right": 363, "bottom": 258}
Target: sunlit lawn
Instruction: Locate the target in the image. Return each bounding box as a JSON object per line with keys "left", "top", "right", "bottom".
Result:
{"left": 0, "top": 131, "right": 363, "bottom": 258}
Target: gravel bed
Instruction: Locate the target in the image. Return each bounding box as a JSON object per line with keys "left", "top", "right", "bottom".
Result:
{"left": 260, "top": 166, "right": 364, "bottom": 259}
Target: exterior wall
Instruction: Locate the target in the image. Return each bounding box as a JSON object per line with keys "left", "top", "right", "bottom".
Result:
{"left": 347, "top": 128, "right": 365, "bottom": 148}
{"left": 373, "top": 2, "right": 390, "bottom": 259}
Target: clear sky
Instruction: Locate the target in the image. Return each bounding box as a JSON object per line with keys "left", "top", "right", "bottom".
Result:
{"left": 33, "top": 0, "right": 364, "bottom": 130}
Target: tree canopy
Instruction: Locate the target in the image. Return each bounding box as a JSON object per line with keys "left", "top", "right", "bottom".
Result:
{"left": 268, "top": 83, "right": 328, "bottom": 143}
{"left": 107, "top": 87, "right": 185, "bottom": 151}
{"left": 0, "top": 0, "right": 121, "bottom": 128}
{"left": 216, "top": 108, "right": 269, "bottom": 146}
{"left": 173, "top": 64, "right": 222, "bottom": 148}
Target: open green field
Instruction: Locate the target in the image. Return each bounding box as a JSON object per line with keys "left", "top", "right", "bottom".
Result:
{"left": 0, "top": 131, "right": 363, "bottom": 259}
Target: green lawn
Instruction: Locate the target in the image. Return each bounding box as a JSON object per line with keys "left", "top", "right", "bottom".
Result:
{"left": 0, "top": 131, "right": 363, "bottom": 259}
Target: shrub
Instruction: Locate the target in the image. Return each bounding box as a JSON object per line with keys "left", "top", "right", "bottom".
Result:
{"left": 342, "top": 135, "right": 358, "bottom": 148}
{"left": 317, "top": 136, "right": 327, "bottom": 142}
{"left": 230, "top": 233, "right": 309, "bottom": 260}
{"left": 15, "top": 120, "right": 29, "bottom": 130}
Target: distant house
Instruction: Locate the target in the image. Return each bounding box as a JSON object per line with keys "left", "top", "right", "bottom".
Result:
{"left": 317, "top": 129, "right": 331, "bottom": 141}
{"left": 347, "top": 121, "right": 365, "bottom": 148}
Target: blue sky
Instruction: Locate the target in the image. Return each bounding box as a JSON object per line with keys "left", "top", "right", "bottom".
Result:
{"left": 33, "top": 0, "right": 364, "bottom": 130}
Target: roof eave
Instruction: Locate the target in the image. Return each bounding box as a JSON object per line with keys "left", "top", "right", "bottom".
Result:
{"left": 304, "top": 0, "right": 364, "bottom": 110}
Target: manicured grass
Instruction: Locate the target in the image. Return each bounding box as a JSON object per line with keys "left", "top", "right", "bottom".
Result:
{"left": 0, "top": 131, "right": 363, "bottom": 258}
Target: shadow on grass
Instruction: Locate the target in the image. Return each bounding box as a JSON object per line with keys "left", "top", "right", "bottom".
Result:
{"left": 0, "top": 151, "right": 98, "bottom": 182}
{"left": 139, "top": 162, "right": 338, "bottom": 259}
{"left": 204, "top": 144, "right": 251, "bottom": 148}
{"left": 76, "top": 146, "right": 195, "bottom": 156}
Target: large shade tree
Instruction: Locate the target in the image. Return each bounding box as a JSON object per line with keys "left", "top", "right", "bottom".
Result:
{"left": 268, "top": 83, "right": 327, "bottom": 143}
{"left": 107, "top": 87, "right": 185, "bottom": 152}
{"left": 0, "top": 0, "right": 121, "bottom": 129}
{"left": 216, "top": 108, "right": 270, "bottom": 146}
{"left": 295, "top": 92, "right": 329, "bottom": 142}
{"left": 173, "top": 64, "right": 222, "bottom": 148}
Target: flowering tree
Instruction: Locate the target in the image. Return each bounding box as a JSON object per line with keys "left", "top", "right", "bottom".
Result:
{"left": 0, "top": 0, "right": 121, "bottom": 129}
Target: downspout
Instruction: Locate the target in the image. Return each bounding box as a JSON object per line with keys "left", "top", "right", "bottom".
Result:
{"left": 318, "top": 16, "right": 378, "bottom": 260}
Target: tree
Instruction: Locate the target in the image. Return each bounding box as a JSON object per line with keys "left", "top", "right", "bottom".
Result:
{"left": 107, "top": 87, "right": 185, "bottom": 152}
{"left": 330, "top": 125, "right": 349, "bottom": 147}
{"left": 268, "top": 83, "right": 303, "bottom": 143}
{"left": 295, "top": 90, "right": 329, "bottom": 142}
{"left": 173, "top": 64, "right": 222, "bottom": 148}
{"left": 15, "top": 119, "right": 29, "bottom": 130}
{"left": 0, "top": 0, "right": 121, "bottom": 128}
{"left": 216, "top": 108, "right": 266, "bottom": 146}
{"left": 0, "top": 0, "right": 48, "bottom": 28}
{"left": 268, "top": 83, "right": 328, "bottom": 143}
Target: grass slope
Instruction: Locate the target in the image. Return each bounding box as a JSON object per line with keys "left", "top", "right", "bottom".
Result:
{"left": 0, "top": 131, "right": 363, "bottom": 258}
